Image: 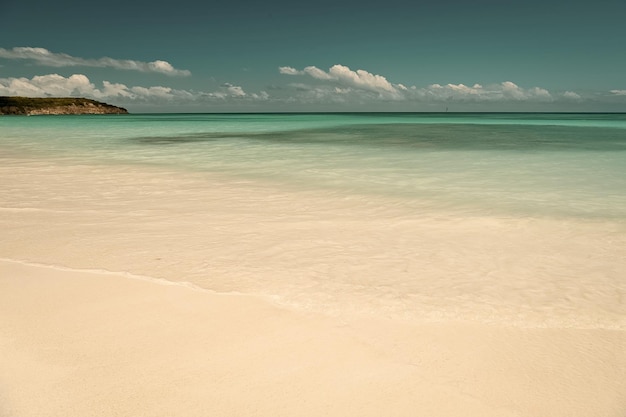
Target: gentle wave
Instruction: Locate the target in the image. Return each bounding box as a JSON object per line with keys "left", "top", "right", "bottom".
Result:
{"left": 2, "top": 113, "right": 625, "bottom": 330}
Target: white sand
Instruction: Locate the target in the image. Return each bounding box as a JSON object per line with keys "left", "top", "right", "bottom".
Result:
{"left": 2, "top": 161, "right": 625, "bottom": 328}
{"left": 2, "top": 259, "right": 625, "bottom": 417}
{"left": 1, "top": 159, "right": 626, "bottom": 416}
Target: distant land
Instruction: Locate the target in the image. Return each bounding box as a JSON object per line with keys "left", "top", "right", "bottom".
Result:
{"left": 0, "top": 97, "right": 128, "bottom": 115}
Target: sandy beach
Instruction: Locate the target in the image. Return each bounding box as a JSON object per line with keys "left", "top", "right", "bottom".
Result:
{"left": 2, "top": 0, "right": 626, "bottom": 410}
{"left": 1, "top": 150, "right": 625, "bottom": 416}
{"left": 2, "top": 259, "right": 625, "bottom": 417}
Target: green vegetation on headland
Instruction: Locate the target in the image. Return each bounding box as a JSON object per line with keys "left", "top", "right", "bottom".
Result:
{"left": 0, "top": 96, "right": 128, "bottom": 115}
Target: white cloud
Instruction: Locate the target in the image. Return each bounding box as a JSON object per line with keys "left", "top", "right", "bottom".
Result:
{"left": 100, "top": 81, "right": 134, "bottom": 98}
{"left": 200, "top": 83, "right": 264, "bottom": 100}
{"left": 413, "top": 81, "right": 553, "bottom": 102}
{"left": 280, "top": 64, "right": 402, "bottom": 98}
{"left": 222, "top": 83, "right": 246, "bottom": 97}
{"left": 328, "top": 65, "right": 397, "bottom": 94}
{"left": 130, "top": 86, "right": 176, "bottom": 99}
{"left": 500, "top": 81, "right": 526, "bottom": 99}
{"left": 0, "top": 47, "right": 191, "bottom": 76}
{"left": 527, "top": 87, "right": 551, "bottom": 100}
{"left": 0, "top": 73, "right": 96, "bottom": 97}
{"left": 303, "top": 66, "right": 334, "bottom": 80}
{"left": 1, "top": 77, "right": 44, "bottom": 96}
{"left": 279, "top": 64, "right": 563, "bottom": 104}
{"left": 286, "top": 84, "right": 353, "bottom": 103}
{"left": 279, "top": 66, "right": 300, "bottom": 75}
{"left": 0, "top": 73, "right": 267, "bottom": 105}
{"left": 147, "top": 60, "right": 179, "bottom": 74}
{"left": 563, "top": 91, "right": 582, "bottom": 100}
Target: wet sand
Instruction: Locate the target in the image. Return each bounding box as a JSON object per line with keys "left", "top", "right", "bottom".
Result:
{"left": 1, "top": 159, "right": 625, "bottom": 416}
{"left": 2, "top": 259, "right": 626, "bottom": 417}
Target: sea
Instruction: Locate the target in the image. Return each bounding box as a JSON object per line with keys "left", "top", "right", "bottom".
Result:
{"left": 1, "top": 113, "right": 625, "bottom": 328}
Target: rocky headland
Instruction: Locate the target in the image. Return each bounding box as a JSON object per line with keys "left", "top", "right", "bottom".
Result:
{"left": 0, "top": 96, "right": 128, "bottom": 115}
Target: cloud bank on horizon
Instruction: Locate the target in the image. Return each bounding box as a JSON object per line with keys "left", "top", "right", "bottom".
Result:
{"left": 0, "top": 46, "right": 623, "bottom": 110}
{"left": 0, "top": 73, "right": 266, "bottom": 103}
{"left": 278, "top": 65, "right": 582, "bottom": 103}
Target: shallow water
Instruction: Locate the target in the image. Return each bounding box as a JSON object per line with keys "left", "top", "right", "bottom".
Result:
{"left": 1, "top": 113, "right": 625, "bottom": 328}
{"left": 2, "top": 113, "right": 625, "bottom": 218}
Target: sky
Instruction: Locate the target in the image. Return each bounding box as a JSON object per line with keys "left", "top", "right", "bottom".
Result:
{"left": 1, "top": 0, "right": 625, "bottom": 112}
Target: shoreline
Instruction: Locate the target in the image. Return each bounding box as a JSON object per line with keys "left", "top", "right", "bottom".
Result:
{"left": 2, "top": 258, "right": 626, "bottom": 416}
{"left": 1, "top": 158, "right": 625, "bottom": 329}
{"left": 2, "top": 131, "right": 625, "bottom": 416}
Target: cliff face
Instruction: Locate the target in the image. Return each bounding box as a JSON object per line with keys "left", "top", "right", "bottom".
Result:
{"left": 0, "top": 97, "right": 128, "bottom": 115}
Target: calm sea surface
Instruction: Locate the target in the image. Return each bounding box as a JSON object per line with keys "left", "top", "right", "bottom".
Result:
{"left": 2, "top": 113, "right": 625, "bottom": 219}
{"left": 2, "top": 113, "right": 626, "bottom": 327}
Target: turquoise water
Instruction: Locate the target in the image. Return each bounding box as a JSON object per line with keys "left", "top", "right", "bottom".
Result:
{"left": 2, "top": 112, "right": 626, "bottom": 327}
{"left": 2, "top": 112, "right": 626, "bottom": 219}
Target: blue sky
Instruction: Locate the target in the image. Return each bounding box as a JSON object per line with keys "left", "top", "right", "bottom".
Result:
{"left": 1, "top": 0, "right": 625, "bottom": 112}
